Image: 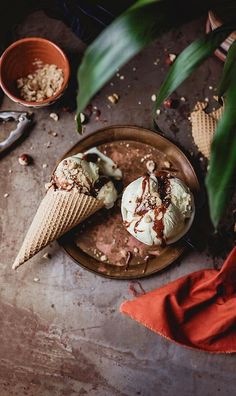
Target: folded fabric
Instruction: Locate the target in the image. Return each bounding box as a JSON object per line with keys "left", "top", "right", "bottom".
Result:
{"left": 120, "top": 247, "right": 236, "bottom": 353}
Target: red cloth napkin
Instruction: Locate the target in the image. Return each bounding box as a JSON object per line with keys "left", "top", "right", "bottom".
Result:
{"left": 120, "top": 247, "right": 236, "bottom": 353}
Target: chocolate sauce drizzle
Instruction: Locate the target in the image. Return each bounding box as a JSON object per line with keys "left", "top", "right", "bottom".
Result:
{"left": 125, "top": 173, "right": 172, "bottom": 246}
{"left": 83, "top": 153, "right": 99, "bottom": 163}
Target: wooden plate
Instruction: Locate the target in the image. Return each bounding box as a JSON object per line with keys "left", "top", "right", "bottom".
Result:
{"left": 58, "top": 125, "right": 200, "bottom": 279}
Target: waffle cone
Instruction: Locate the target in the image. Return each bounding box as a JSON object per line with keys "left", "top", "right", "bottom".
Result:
{"left": 190, "top": 101, "right": 223, "bottom": 159}
{"left": 13, "top": 188, "right": 103, "bottom": 269}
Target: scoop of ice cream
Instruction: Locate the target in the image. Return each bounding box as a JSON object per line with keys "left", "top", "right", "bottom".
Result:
{"left": 52, "top": 147, "right": 122, "bottom": 208}
{"left": 53, "top": 156, "right": 99, "bottom": 193}
{"left": 121, "top": 174, "right": 194, "bottom": 246}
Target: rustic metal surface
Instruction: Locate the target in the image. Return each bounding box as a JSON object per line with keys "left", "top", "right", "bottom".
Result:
{"left": 0, "top": 10, "right": 235, "bottom": 396}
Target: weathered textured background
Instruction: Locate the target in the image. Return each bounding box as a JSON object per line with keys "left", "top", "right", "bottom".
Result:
{"left": 0, "top": 10, "right": 235, "bottom": 396}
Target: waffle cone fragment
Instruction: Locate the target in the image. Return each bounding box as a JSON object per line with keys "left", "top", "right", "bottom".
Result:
{"left": 190, "top": 101, "right": 223, "bottom": 159}
{"left": 13, "top": 188, "right": 103, "bottom": 269}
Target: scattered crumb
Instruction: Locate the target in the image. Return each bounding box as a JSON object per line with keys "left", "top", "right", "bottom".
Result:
{"left": 169, "top": 53, "right": 176, "bottom": 62}
{"left": 163, "top": 160, "right": 171, "bottom": 168}
{"left": 133, "top": 247, "right": 139, "bottom": 254}
{"left": 138, "top": 101, "right": 142, "bottom": 105}
{"left": 46, "top": 141, "right": 51, "bottom": 148}
{"left": 110, "top": 82, "right": 114, "bottom": 86}
{"left": 165, "top": 53, "right": 176, "bottom": 65}
{"left": 42, "top": 163, "right": 48, "bottom": 168}
{"left": 153, "top": 58, "right": 160, "bottom": 65}
{"left": 180, "top": 96, "right": 186, "bottom": 102}
{"left": 151, "top": 94, "right": 156, "bottom": 102}
{"left": 156, "top": 109, "right": 161, "bottom": 115}
{"left": 204, "top": 97, "right": 209, "bottom": 102}
{"left": 33, "top": 277, "right": 40, "bottom": 282}
{"left": 107, "top": 93, "right": 120, "bottom": 104}
{"left": 79, "top": 112, "right": 87, "bottom": 124}
{"left": 52, "top": 132, "right": 57, "bottom": 137}
{"left": 8, "top": 169, "right": 12, "bottom": 174}
{"left": 209, "top": 86, "right": 213, "bottom": 90}
{"left": 43, "top": 252, "right": 51, "bottom": 259}
{"left": 3, "top": 193, "right": 9, "bottom": 198}
{"left": 120, "top": 249, "right": 127, "bottom": 258}
{"left": 49, "top": 112, "right": 59, "bottom": 121}
{"left": 45, "top": 182, "right": 52, "bottom": 190}
{"left": 132, "top": 67, "right": 136, "bottom": 71}
{"left": 120, "top": 75, "right": 124, "bottom": 80}
{"left": 100, "top": 254, "right": 108, "bottom": 262}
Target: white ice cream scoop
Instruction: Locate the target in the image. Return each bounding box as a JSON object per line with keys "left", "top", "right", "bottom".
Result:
{"left": 53, "top": 155, "right": 99, "bottom": 193}
{"left": 53, "top": 147, "right": 122, "bottom": 208}
{"left": 121, "top": 174, "right": 195, "bottom": 246}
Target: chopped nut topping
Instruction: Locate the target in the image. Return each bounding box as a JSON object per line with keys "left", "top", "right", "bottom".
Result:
{"left": 33, "top": 277, "right": 40, "bottom": 282}
{"left": 50, "top": 112, "right": 59, "bottom": 122}
{"left": 145, "top": 215, "right": 152, "bottom": 223}
{"left": 45, "top": 182, "right": 52, "bottom": 190}
{"left": 107, "top": 93, "right": 120, "bottom": 104}
{"left": 146, "top": 160, "right": 156, "bottom": 173}
{"left": 100, "top": 254, "right": 108, "bottom": 262}
{"left": 17, "top": 64, "right": 64, "bottom": 102}
{"left": 163, "top": 160, "right": 171, "bottom": 168}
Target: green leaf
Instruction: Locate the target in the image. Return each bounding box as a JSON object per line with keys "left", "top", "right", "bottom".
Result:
{"left": 76, "top": 0, "right": 216, "bottom": 131}
{"left": 155, "top": 24, "right": 235, "bottom": 111}
{"left": 218, "top": 41, "right": 236, "bottom": 97}
{"left": 206, "top": 46, "right": 236, "bottom": 228}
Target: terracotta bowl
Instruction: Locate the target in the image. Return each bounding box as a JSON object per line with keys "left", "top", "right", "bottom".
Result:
{"left": 0, "top": 37, "right": 70, "bottom": 107}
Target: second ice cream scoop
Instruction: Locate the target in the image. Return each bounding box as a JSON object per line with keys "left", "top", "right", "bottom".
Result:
{"left": 121, "top": 173, "right": 194, "bottom": 246}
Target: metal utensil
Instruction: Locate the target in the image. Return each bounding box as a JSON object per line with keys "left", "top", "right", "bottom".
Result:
{"left": 0, "top": 111, "right": 33, "bottom": 153}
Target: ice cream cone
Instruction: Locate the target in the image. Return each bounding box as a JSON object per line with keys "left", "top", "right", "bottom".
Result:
{"left": 190, "top": 101, "right": 223, "bottom": 159}
{"left": 13, "top": 187, "right": 103, "bottom": 269}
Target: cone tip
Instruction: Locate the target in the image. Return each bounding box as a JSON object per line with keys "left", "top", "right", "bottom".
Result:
{"left": 12, "top": 259, "right": 20, "bottom": 270}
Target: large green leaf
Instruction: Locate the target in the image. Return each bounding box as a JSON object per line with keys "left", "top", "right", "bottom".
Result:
{"left": 206, "top": 45, "right": 236, "bottom": 228}
{"left": 218, "top": 41, "right": 236, "bottom": 97}
{"left": 155, "top": 24, "right": 235, "bottom": 111}
{"left": 76, "top": 0, "right": 216, "bottom": 130}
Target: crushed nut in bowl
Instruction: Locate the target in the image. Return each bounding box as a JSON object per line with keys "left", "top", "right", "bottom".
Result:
{"left": 17, "top": 63, "right": 64, "bottom": 102}
{"left": 0, "top": 37, "right": 70, "bottom": 107}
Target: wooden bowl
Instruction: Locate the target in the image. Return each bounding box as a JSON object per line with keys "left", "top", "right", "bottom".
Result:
{"left": 58, "top": 125, "right": 200, "bottom": 280}
{"left": 0, "top": 37, "right": 70, "bottom": 107}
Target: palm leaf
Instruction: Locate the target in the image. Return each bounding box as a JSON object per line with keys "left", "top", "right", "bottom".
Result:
{"left": 155, "top": 24, "right": 235, "bottom": 111}
{"left": 206, "top": 43, "right": 236, "bottom": 228}
{"left": 76, "top": 0, "right": 216, "bottom": 131}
